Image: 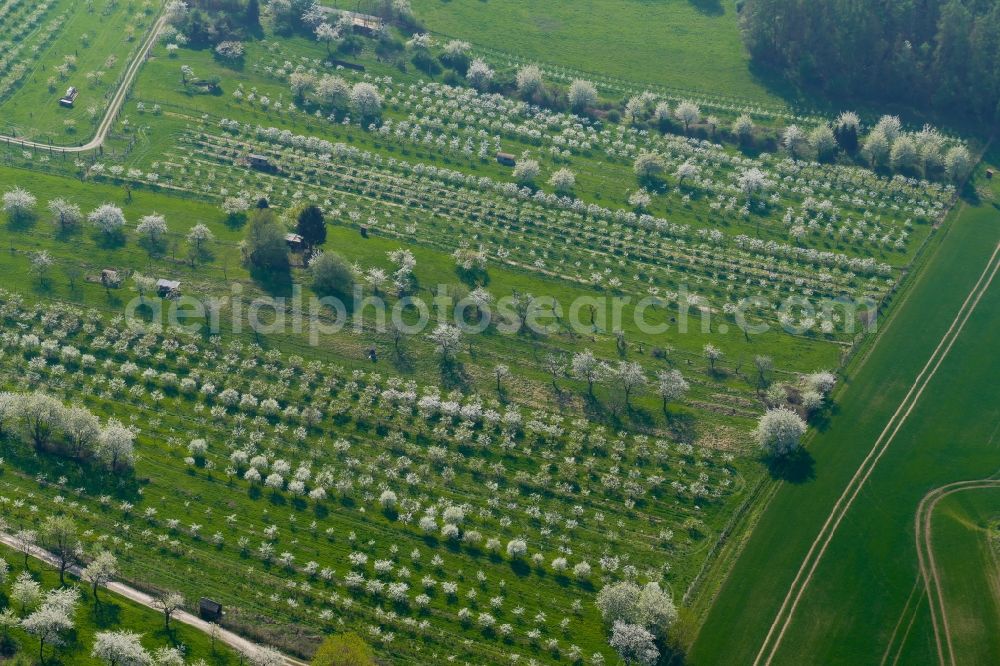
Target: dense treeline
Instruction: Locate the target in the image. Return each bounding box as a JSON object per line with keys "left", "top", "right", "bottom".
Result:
{"left": 740, "top": 0, "right": 1000, "bottom": 124}
{"left": 167, "top": 0, "right": 260, "bottom": 46}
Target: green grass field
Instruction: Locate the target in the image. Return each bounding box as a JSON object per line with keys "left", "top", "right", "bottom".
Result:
{"left": 688, "top": 154, "right": 1000, "bottom": 664}
{"left": 409, "top": 0, "right": 786, "bottom": 105}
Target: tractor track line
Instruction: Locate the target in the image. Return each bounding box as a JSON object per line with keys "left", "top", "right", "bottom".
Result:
{"left": 914, "top": 478, "right": 1000, "bottom": 666}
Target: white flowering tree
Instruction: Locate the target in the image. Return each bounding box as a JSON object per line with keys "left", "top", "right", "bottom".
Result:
{"left": 568, "top": 79, "right": 598, "bottom": 112}
{"left": 809, "top": 124, "right": 837, "bottom": 160}
{"left": 41, "top": 515, "right": 80, "bottom": 585}
{"left": 636, "top": 582, "right": 677, "bottom": 637}
{"left": 862, "top": 129, "right": 890, "bottom": 167}
{"left": 505, "top": 539, "right": 527, "bottom": 559}
{"left": 3, "top": 186, "right": 36, "bottom": 224}
{"left": 633, "top": 152, "right": 664, "bottom": 181}
{"left": 214, "top": 41, "right": 245, "bottom": 62}
{"left": 136, "top": 214, "right": 168, "bottom": 254}
{"left": 736, "top": 168, "right": 769, "bottom": 203}
{"left": 428, "top": 324, "right": 463, "bottom": 365}
{"left": 513, "top": 158, "right": 541, "bottom": 185}
{"left": 11, "top": 570, "right": 41, "bottom": 611}
{"left": 655, "top": 370, "right": 689, "bottom": 413}
{"left": 466, "top": 59, "right": 494, "bottom": 91}
{"left": 289, "top": 71, "right": 315, "bottom": 101}
{"left": 596, "top": 581, "right": 641, "bottom": 624}
{"left": 186, "top": 223, "right": 215, "bottom": 263}
{"left": 548, "top": 168, "right": 576, "bottom": 194}
{"left": 833, "top": 111, "right": 861, "bottom": 150}
{"left": 81, "top": 551, "right": 119, "bottom": 602}
{"left": 88, "top": 204, "right": 126, "bottom": 240}
{"left": 349, "top": 82, "right": 382, "bottom": 122}
{"left": 29, "top": 251, "right": 53, "bottom": 285}
{"left": 874, "top": 115, "right": 902, "bottom": 141}
{"left": 614, "top": 361, "right": 646, "bottom": 409}
{"left": 674, "top": 161, "right": 699, "bottom": 186}
{"left": 48, "top": 198, "right": 82, "bottom": 232}
{"left": 22, "top": 587, "right": 77, "bottom": 661}
{"left": 153, "top": 591, "right": 184, "bottom": 631}
{"left": 247, "top": 646, "right": 285, "bottom": 666}
{"left": 944, "top": 146, "right": 971, "bottom": 182}
{"left": 516, "top": 64, "right": 544, "bottom": 96}
{"left": 756, "top": 407, "right": 807, "bottom": 456}
{"left": 703, "top": 343, "right": 723, "bottom": 372}
{"left": 492, "top": 363, "right": 510, "bottom": 394}
{"left": 609, "top": 621, "right": 659, "bottom": 666}
{"left": 783, "top": 125, "right": 807, "bottom": 158}
{"left": 315, "top": 75, "right": 350, "bottom": 111}
{"left": 890, "top": 135, "right": 919, "bottom": 171}
{"left": 571, "top": 349, "right": 602, "bottom": 395}
{"left": 628, "top": 189, "right": 652, "bottom": 211}
{"left": 733, "top": 114, "right": 754, "bottom": 142}
{"left": 314, "top": 22, "right": 340, "bottom": 53}
{"left": 674, "top": 101, "right": 700, "bottom": 134}
{"left": 164, "top": 0, "right": 189, "bottom": 26}
{"left": 91, "top": 630, "right": 150, "bottom": 666}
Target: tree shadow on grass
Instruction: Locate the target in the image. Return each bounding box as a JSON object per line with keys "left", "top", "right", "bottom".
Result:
{"left": 5, "top": 214, "right": 36, "bottom": 233}
{"left": 440, "top": 360, "right": 471, "bottom": 390}
{"left": 508, "top": 559, "right": 530, "bottom": 578}
{"left": 580, "top": 392, "right": 607, "bottom": 421}
{"left": 224, "top": 213, "right": 248, "bottom": 231}
{"left": 810, "top": 401, "right": 838, "bottom": 433}
{"left": 686, "top": 0, "right": 724, "bottom": 16}
{"left": 30, "top": 280, "right": 54, "bottom": 297}
{"left": 103, "top": 291, "right": 125, "bottom": 309}
{"left": 665, "top": 412, "right": 697, "bottom": 444}
{"left": 94, "top": 230, "right": 127, "bottom": 250}
{"left": 454, "top": 265, "right": 489, "bottom": 288}
{"left": 91, "top": 600, "right": 123, "bottom": 628}
{"left": 0, "top": 635, "right": 16, "bottom": 658}
{"left": 390, "top": 349, "right": 414, "bottom": 374}
{"left": 151, "top": 626, "right": 180, "bottom": 648}
{"left": 625, "top": 405, "right": 656, "bottom": 431}
{"left": 765, "top": 447, "right": 816, "bottom": 484}
{"left": 662, "top": 643, "right": 689, "bottom": 666}
{"left": 54, "top": 225, "right": 82, "bottom": 243}
{"left": 249, "top": 265, "right": 293, "bottom": 298}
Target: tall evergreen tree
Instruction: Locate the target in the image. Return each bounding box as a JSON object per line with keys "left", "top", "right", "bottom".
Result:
{"left": 296, "top": 205, "right": 327, "bottom": 250}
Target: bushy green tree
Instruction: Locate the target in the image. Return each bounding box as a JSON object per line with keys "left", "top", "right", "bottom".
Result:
{"left": 311, "top": 633, "right": 376, "bottom": 666}
{"left": 240, "top": 209, "right": 289, "bottom": 273}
